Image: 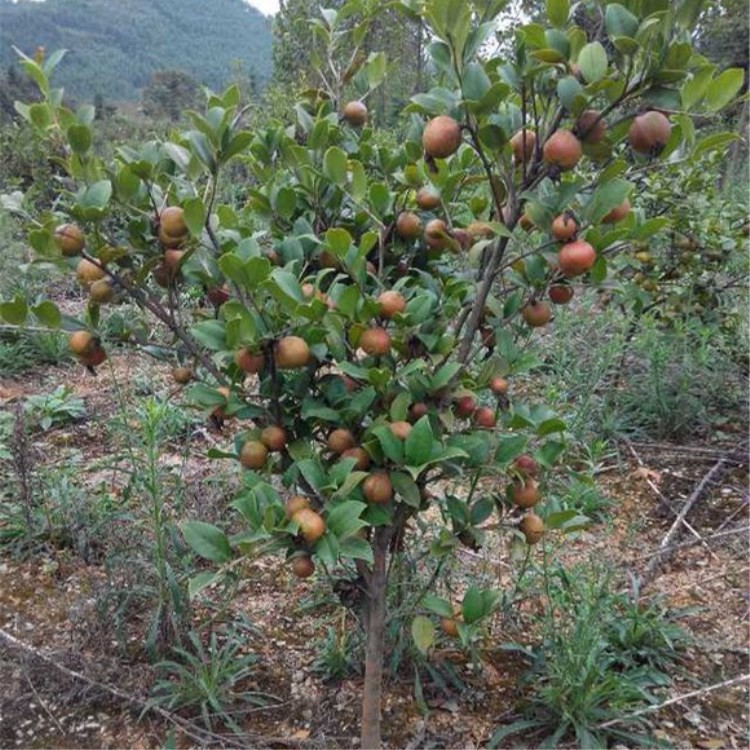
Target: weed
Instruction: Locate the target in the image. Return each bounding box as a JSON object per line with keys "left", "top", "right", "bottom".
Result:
{"left": 24, "top": 385, "right": 86, "bottom": 430}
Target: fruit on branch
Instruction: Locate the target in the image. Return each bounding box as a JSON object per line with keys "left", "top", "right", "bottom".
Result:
{"left": 207, "top": 285, "right": 230, "bottom": 306}
{"left": 163, "top": 249, "right": 185, "bottom": 276}
{"left": 519, "top": 213, "right": 534, "bottom": 231}
{"left": 602, "top": 198, "right": 631, "bottom": 224}
{"left": 422, "top": 115, "right": 462, "bottom": 159}
{"left": 54, "top": 223, "right": 85, "bottom": 256}
{"left": 342, "top": 447, "right": 371, "bottom": 470}
{"left": 285, "top": 495, "right": 311, "bottom": 519}
{"left": 360, "top": 327, "right": 392, "bottom": 356}
{"left": 152, "top": 263, "right": 171, "bottom": 288}
{"left": 519, "top": 513, "right": 544, "bottom": 544}
{"left": 261, "top": 425, "right": 287, "bottom": 452}
{"left": 68, "top": 330, "right": 97, "bottom": 356}
{"left": 454, "top": 395, "right": 476, "bottom": 418}
{"left": 416, "top": 187, "right": 441, "bottom": 211}
{"left": 511, "top": 478, "right": 540, "bottom": 508}
{"left": 489, "top": 377, "right": 508, "bottom": 395}
{"left": 293, "top": 508, "right": 326, "bottom": 543}
{"left": 474, "top": 406, "right": 496, "bottom": 428}
{"left": 378, "top": 290, "right": 407, "bottom": 319}
{"left": 389, "top": 421, "right": 412, "bottom": 440}
{"left": 275, "top": 336, "right": 310, "bottom": 369}
{"left": 363, "top": 471, "right": 393, "bottom": 504}
{"left": 481, "top": 326, "right": 496, "bottom": 348}
{"left": 510, "top": 128, "right": 536, "bottom": 163}
{"left": 551, "top": 214, "right": 577, "bottom": 241}
{"left": 89, "top": 278, "right": 115, "bottom": 303}
{"left": 76, "top": 258, "right": 106, "bottom": 287}
{"left": 291, "top": 555, "right": 315, "bottom": 578}
{"left": 79, "top": 347, "right": 107, "bottom": 368}
{"left": 159, "top": 206, "right": 188, "bottom": 239}
{"left": 396, "top": 212, "right": 422, "bottom": 240}
{"left": 342, "top": 101, "right": 368, "bottom": 126}
{"left": 409, "top": 402, "right": 429, "bottom": 421}
{"left": 424, "top": 218, "right": 450, "bottom": 249}
{"left": 513, "top": 455, "right": 539, "bottom": 477}
{"left": 466, "top": 221, "right": 494, "bottom": 240}
{"left": 575, "top": 109, "right": 607, "bottom": 144}
{"left": 558, "top": 240, "right": 596, "bottom": 276}
{"left": 240, "top": 440, "right": 268, "bottom": 470}
{"left": 319, "top": 250, "right": 341, "bottom": 269}
{"left": 543, "top": 130, "right": 582, "bottom": 170}
{"left": 212, "top": 386, "right": 232, "bottom": 421}
{"left": 441, "top": 617, "right": 459, "bottom": 637}
{"left": 328, "top": 428, "right": 356, "bottom": 455}
{"left": 172, "top": 366, "right": 193, "bottom": 384}
{"left": 628, "top": 111, "right": 671, "bottom": 154}
{"left": 522, "top": 300, "right": 552, "bottom": 327}
{"left": 235, "top": 347, "right": 265, "bottom": 374}
{"left": 548, "top": 283, "right": 574, "bottom": 304}
{"left": 158, "top": 227, "right": 184, "bottom": 249}
{"left": 452, "top": 228, "right": 471, "bottom": 252}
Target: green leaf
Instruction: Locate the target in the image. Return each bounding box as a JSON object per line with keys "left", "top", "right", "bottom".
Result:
{"left": 326, "top": 501, "right": 367, "bottom": 538}
{"left": 546, "top": 0, "right": 569, "bottom": 28}
{"left": 577, "top": 42, "right": 608, "bottom": 83}
{"left": 188, "top": 571, "right": 220, "bottom": 599}
{"left": 405, "top": 416, "right": 433, "bottom": 466}
{"left": 365, "top": 52, "right": 387, "bottom": 89}
{"left": 79, "top": 180, "right": 112, "bottom": 210}
{"left": 705, "top": 68, "right": 745, "bottom": 112}
{"left": 29, "top": 103, "right": 52, "bottom": 129}
{"left": 183, "top": 197, "right": 205, "bottom": 237}
{"left": 0, "top": 297, "right": 28, "bottom": 325}
{"left": 604, "top": 4, "right": 639, "bottom": 38}
{"left": 585, "top": 178, "right": 631, "bottom": 223}
{"left": 411, "top": 616, "right": 435, "bottom": 655}
{"left": 371, "top": 425, "right": 404, "bottom": 464}
{"left": 470, "top": 497, "right": 495, "bottom": 526}
{"left": 462, "top": 62, "right": 491, "bottom": 101}
{"left": 390, "top": 471, "right": 421, "bottom": 508}
{"left": 693, "top": 132, "right": 739, "bottom": 159}
{"left": 422, "top": 594, "right": 453, "bottom": 618}
{"left": 339, "top": 536, "right": 374, "bottom": 563}
{"left": 557, "top": 76, "right": 585, "bottom": 113}
{"left": 323, "top": 146, "right": 347, "bottom": 185}
{"left": 181, "top": 521, "right": 232, "bottom": 563}
{"left": 31, "top": 300, "right": 61, "bottom": 327}
{"left": 67, "top": 124, "right": 92, "bottom": 155}
{"left": 190, "top": 320, "right": 226, "bottom": 350}
{"left": 462, "top": 586, "right": 485, "bottom": 624}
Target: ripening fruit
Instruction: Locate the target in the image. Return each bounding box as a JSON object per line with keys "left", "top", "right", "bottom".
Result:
{"left": 551, "top": 214, "right": 577, "bottom": 242}
{"left": 275, "top": 336, "right": 310, "bottom": 369}
{"left": 489, "top": 377, "right": 508, "bottom": 396}
{"left": 291, "top": 555, "right": 315, "bottom": 578}
{"left": 68, "top": 330, "right": 96, "bottom": 356}
{"left": 378, "top": 290, "right": 407, "bottom": 319}
{"left": 558, "top": 240, "right": 596, "bottom": 277}
{"left": 452, "top": 228, "right": 470, "bottom": 252}
{"left": 172, "top": 366, "right": 193, "bottom": 384}
{"left": 474, "top": 406, "right": 496, "bottom": 428}
{"left": 285, "top": 495, "right": 311, "bottom": 519}
{"left": 260, "top": 425, "right": 287, "bottom": 452}
{"left": 235, "top": 347, "right": 265, "bottom": 374}
{"left": 396, "top": 212, "right": 422, "bottom": 240}
{"left": 602, "top": 198, "right": 631, "bottom": 224}
{"left": 160, "top": 206, "right": 188, "bottom": 238}
{"left": 389, "top": 421, "right": 412, "bottom": 440}
{"left": 575, "top": 109, "right": 607, "bottom": 144}
{"left": 416, "top": 187, "right": 441, "bottom": 211}
{"left": 543, "top": 130, "right": 582, "bottom": 170}
{"left": 424, "top": 218, "right": 449, "bottom": 249}
{"left": 513, "top": 454, "right": 539, "bottom": 477}
{"left": 360, "top": 327, "right": 392, "bottom": 356}
{"left": 410, "top": 402, "right": 429, "bottom": 421}
{"left": 519, "top": 513, "right": 544, "bottom": 544}
{"left": 212, "top": 386, "right": 231, "bottom": 421}
{"left": 363, "top": 471, "right": 393, "bottom": 504}
{"left": 519, "top": 213, "right": 534, "bottom": 232}
{"left": 342, "top": 101, "right": 368, "bottom": 126}
{"left": 158, "top": 226, "right": 184, "bottom": 249}
{"left": 511, "top": 478, "right": 540, "bottom": 508}
{"left": 54, "top": 223, "right": 85, "bottom": 256}
{"left": 328, "top": 428, "right": 356, "bottom": 455}
{"left": 548, "top": 284, "right": 574, "bottom": 305}
{"left": 76, "top": 258, "right": 106, "bottom": 287}
{"left": 293, "top": 508, "right": 326, "bottom": 543}
{"left": 510, "top": 129, "right": 536, "bottom": 163}
{"left": 80, "top": 346, "right": 107, "bottom": 368}
{"left": 206, "top": 285, "right": 230, "bottom": 306}
{"left": 422, "top": 115, "right": 462, "bottom": 159}
{"left": 454, "top": 395, "right": 476, "bottom": 418}
{"left": 163, "top": 249, "right": 185, "bottom": 276}
{"left": 240, "top": 440, "right": 268, "bottom": 470}
{"left": 522, "top": 300, "right": 552, "bottom": 327}
{"left": 466, "top": 222, "right": 494, "bottom": 240}
{"left": 342, "top": 447, "right": 370, "bottom": 470}
{"left": 441, "top": 618, "right": 459, "bottom": 637}
{"left": 628, "top": 111, "right": 671, "bottom": 154}
{"left": 89, "top": 278, "right": 115, "bottom": 303}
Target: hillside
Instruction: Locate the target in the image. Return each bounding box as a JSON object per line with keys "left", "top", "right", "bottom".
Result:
{"left": 0, "top": 0, "right": 273, "bottom": 102}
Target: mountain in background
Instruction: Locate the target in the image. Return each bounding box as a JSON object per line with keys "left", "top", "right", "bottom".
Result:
{"left": 0, "top": 0, "right": 273, "bottom": 102}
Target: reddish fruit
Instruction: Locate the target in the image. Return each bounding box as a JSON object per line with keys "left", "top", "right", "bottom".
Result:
{"left": 548, "top": 283, "right": 574, "bottom": 305}
{"left": 172, "top": 366, "right": 193, "bottom": 384}
{"left": 360, "top": 328, "right": 391, "bottom": 356}
{"left": 558, "top": 240, "right": 596, "bottom": 277}
{"left": 628, "top": 111, "right": 671, "bottom": 154}
{"left": 519, "top": 513, "right": 544, "bottom": 544}
{"left": 510, "top": 129, "right": 536, "bottom": 163}
{"left": 474, "top": 407, "right": 496, "bottom": 428}
{"left": 416, "top": 187, "right": 441, "bottom": 211}
{"left": 489, "top": 377, "right": 508, "bottom": 396}
{"left": 291, "top": 555, "right": 315, "bottom": 578}
{"left": 409, "top": 402, "right": 429, "bottom": 421}
{"left": 260, "top": 425, "right": 287, "bottom": 452}
{"left": 54, "top": 223, "right": 85, "bottom": 256}
{"left": 424, "top": 218, "right": 449, "bottom": 249}
{"left": 454, "top": 395, "right": 476, "bottom": 418}
{"left": 76, "top": 258, "right": 106, "bottom": 287}
{"left": 389, "top": 421, "right": 412, "bottom": 440}
{"left": 275, "top": 336, "right": 310, "bottom": 369}
{"left": 328, "top": 428, "right": 356, "bottom": 455}
{"left": 441, "top": 618, "right": 459, "bottom": 637}
{"left": 602, "top": 198, "right": 631, "bottom": 224}
{"left": 80, "top": 347, "right": 107, "bottom": 367}
{"left": 422, "top": 115, "right": 462, "bottom": 159}
{"left": 158, "top": 226, "right": 184, "bottom": 249}
{"left": 396, "top": 212, "right": 422, "bottom": 240}
{"left": 378, "top": 290, "right": 407, "bottom": 319}
{"left": 293, "top": 508, "right": 326, "bottom": 543}
{"left": 522, "top": 300, "right": 552, "bottom": 327}
{"left": 163, "top": 249, "right": 184, "bottom": 276}
{"left": 543, "top": 130, "right": 582, "bottom": 170}
{"left": 452, "top": 228, "right": 471, "bottom": 252}
{"left": 551, "top": 214, "right": 577, "bottom": 241}
{"left": 284, "top": 495, "right": 311, "bottom": 519}
{"left": 240, "top": 440, "right": 268, "bottom": 470}
{"left": 235, "top": 348, "right": 265, "bottom": 374}
{"left": 575, "top": 109, "right": 607, "bottom": 144}
{"left": 342, "top": 447, "right": 370, "bottom": 470}
{"left": 207, "top": 285, "right": 230, "bottom": 305}
{"left": 511, "top": 479, "right": 540, "bottom": 508}
{"left": 68, "top": 330, "right": 96, "bottom": 356}
{"left": 160, "top": 206, "right": 187, "bottom": 238}
{"left": 513, "top": 454, "right": 539, "bottom": 477}
{"left": 342, "top": 101, "right": 368, "bottom": 126}
{"left": 363, "top": 471, "right": 393, "bottom": 504}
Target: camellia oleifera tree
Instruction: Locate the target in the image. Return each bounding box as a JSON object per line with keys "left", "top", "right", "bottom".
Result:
{"left": 1, "top": 0, "right": 743, "bottom": 746}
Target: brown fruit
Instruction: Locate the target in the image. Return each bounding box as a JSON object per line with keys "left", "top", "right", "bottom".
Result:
{"left": 548, "top": 283, "right": 574, "bottom": 305}
{"left": 510, "top": 129, "right": 536, "bottom": 163}
{"left": 328, "top": 428, "right": 356, "bottom": 455}
{"left": 293, "top": 508, "right": 326, "bottom": 543}
{"left": 80, "top": 346, "right": 107, "bottom": 368}
{"left": 489, "top": 377, "right": 508, "bottom": 395}
{"left": 206, "top": 285, "right": 230, "bottom": 305}
{"left": 575, "top": 109, "right": 607, "bottom": 144}
{"left": 89, "top": 278, "right": 115, "bottom": 303}
{"left": 454, "top": 395, "right": 476, "bottom": 418}
{"left": 466, "top": 221, "right": 494, "bottom": 240}
{"left": 172, "top": 366, "right": 193, "bottom": 384}
{"left": 54, "top": 223, "right": 85, "bottom": 256}
{"left": 163, "top": 249, "right": 185, "bottom": 276}
{"left": 275, "top": 336, "right": 310, "bottom": 369}
{"left": 474, "top": 406, "right": 496, "bottom": 428}
{"left": 363, "top": 471, "right": 393, "bottom": 504}
{"left": 558, "top": 240, "right": 596, "bottom": 277}
{"left": 160, "top": 206, "right": 188, "bottom": 238}
{"left": 240, "top": 440, "right": 268, "bottom": 470}
{"left": 68, "top": 330, "right": 96, "bottom": 356}
{"left": 284, "top": 495, "right": 311, "bottom": 519}
{"left": 513, "top": 454, "right": 539, "bottom": 477}
{"left": 424, "top": 218, "right": 449, "bottom": 249}
{"left": 511, "top": 478, "right": 540, "bottom": 508}
{"left": 360, "top": 327, "right": 391, "bottom": 356}
{"left": 76, "top": 258, "right": 106, "bottom": 287}
{"left": 551, "top": 214, "right": 577, "bottom": 241}
{"left": 342, "top": 447, "right": 370, "bottom": 470}
{"left": 389, "top": 421, "right": 412, "bottom": 440}
{"left": 158, "top": 226, "right": 184, "bottom": 249}
{"left": 342, "top": 101, "right": 368, "bottom": 127}
{"left": 416, "top": 188, "right": 441, "bottom": 211}
{"left": 628, "top": 111, "right": 671, "bottom": 154}
{"left": 422, "top": 115, "right": 462, "bottom": 159}
{"left": 522, "top": 300, "right": 552, "bottom": 327}
{"left": 519, "top": 513, "right": 544, "bottom": 544}
{"left": 260, "top": 425, "right": 287, "bottom": 452}
{"left": 378, "top": 290, "right": 407, "bottom": 319}
{"left": 519, "top": 213, "right": 534, "bottom": 232}
{"left": 212, "top": 386, "right": 232, "bottom": 420}
{"left": 319, "top": 250, "right": 340, "bottom": 269}
{"left": 235, "top": 347, "right": 265, "bottom": 374}
{"left": 543, "top": 130, "right": 582, "bottom": 170}
{"left": 291, "top": 555, "right": 315, "bottom": 578}
{"left": 152, "top": 263, "right": 171, "bottom": 288}
{"left": 602, "top": 198, "right": 631, "bottom": 224}
{"left": 396, "top": 212, "right": 422, "bottom": 240}
{"left": 441, "top": 618, "right": 459, "bottom": 637}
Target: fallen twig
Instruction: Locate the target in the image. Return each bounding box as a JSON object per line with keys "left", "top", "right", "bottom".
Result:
{"left": 632, "top": 525, "right": 749, "bottom": 562}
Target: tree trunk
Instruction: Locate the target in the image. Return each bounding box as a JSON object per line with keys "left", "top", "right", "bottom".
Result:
{"left": 360, "top": 529, "right": 389, "bottom": 749}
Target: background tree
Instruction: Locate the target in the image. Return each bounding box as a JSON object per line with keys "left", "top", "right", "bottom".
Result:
{"left": 141, "top": 70, "right": 202, "bottom": 122}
